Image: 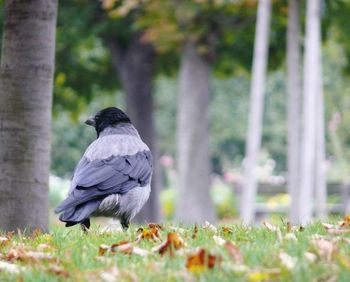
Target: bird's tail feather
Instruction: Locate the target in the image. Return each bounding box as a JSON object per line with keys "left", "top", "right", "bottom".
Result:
{"left": 57, "top": 200, "right": 101, "bottom": 225}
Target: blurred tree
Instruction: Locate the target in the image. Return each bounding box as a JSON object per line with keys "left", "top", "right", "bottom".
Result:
{"left": 137, "top": 0, "right": 261, "bottom": 223}
{"left": 287, "top": 0, "right": 301, "bottom": 223}
{"left": 0, "top": 0, "right": 58, "bottom": 231}
{"left": 101, "top": 1, "right": 161, "bottom": 222}
{"left": 299, "top": 0, "right": 324, "bottom": 224}
{"left": 241, "top": 0, "right": 272, "bottom": 224}
{"left": 176, "top": 41, "right": 216, "bottom": 223}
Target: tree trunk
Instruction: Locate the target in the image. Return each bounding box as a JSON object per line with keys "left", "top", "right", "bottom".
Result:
{"left": 240, "top": 0, "right": 271, "bottom": 224}
{"left": 175, "top": 41, "right": 216, "bottom": 224}
{"left": 106, "top": 34, "right": 161, "bottom": 223}
{"left": 299, "top": 0, "right": 322, "bottom": 224}
{"left": 314, "top": 56, "right": 327, "bottom": 219}
{"left": 286, "top": 0, "right": 301, "bottom": 223}
{"left": 0, "top": 0, "right": 57, "bottom": 232}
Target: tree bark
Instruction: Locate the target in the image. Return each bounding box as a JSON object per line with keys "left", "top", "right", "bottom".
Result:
{"left": 106, "top": 34, "right": 161, "bottom": 223}
{"left": 240, "top": 0, "right": 271, "bottom": 224}
{"left": 286, "top": 0, "right": 301, "bottom": 223}
{"left": 0, "top": 0, "right": 57, "bottom": 232}
{"left": 175, "top": 41, "right": 216, "bottom": 224}
{"left": 299, "top": 0, "right": 322, "bottom": 224}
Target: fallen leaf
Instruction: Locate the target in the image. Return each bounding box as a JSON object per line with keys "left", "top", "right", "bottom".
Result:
{"left": 279, "top": 252, "right": 296, "bottom": 270}
{"left": 286, "top": 222, "right": 304, "bottom": 232}
{"left": 186, "top": 248, "right": 220, "bottom": 272}
{"left": 304, "top": 252, "right": 317, "bottom": 263}
{"left": 311, "top": 237, "right": 336, "bottom": 262}
{"left": 225, "top": 241, "right": 244, "bottom": 264}
{"left": 99, "top": 267, "right": 120, "bottom": 282}
{"left": 153, "top": 232, "right": 185, "bottom": 256}
{"left": 99, "top": 244, "right": 110, "bottom": 256}
{"left": 111, "top": 241, "right": 134, "bottom": 255}
{"left": 343, "top": 214, "right": 350, "bottom": 227}
{"left": 323, "top": 220, "right": 350, "bottom": 235}
{"left": 0, "top": 260, "right": 23, "bottom": 273}
{"left": 37, "top": 243, "right": 54, "bottom": 252}
{"left": 322, "top": 223, "right": 336, "bottom": 230}
{"left": 336, "top": 253, "right": 350, "bottom": 270}
{"left": 262, "top": 222, "right": 278, "bottom": 232}
{"left": 6, "top": 245, "right": 55, "bottom": 264}
{"left": 0, "top": 237, "right": 9, "bottom": 247}
{"left": 222, "top": 226, "right": 233, "bottom": 235}
{"left": 136, "top": 225, "right": 161, "bottom": 242}
{"left": 213, "top": 235, "right": 226, "bottom": 246}
{"left": 46, "top": 264, "right": 69, "bottom": 278}
{"left": 192, "top": 224, "right": 198, "bottom": 239}
{"left": 203, "top": 221, "right": 217, "bottom": 233}
{"left": 248, "top": 268, "right": 281, "bottom": 282}
{"left": 148, "top": 223, "right": 163, "bottom": 230}
{"left": 100, "top": 241, "right": 149, "bottom": 257}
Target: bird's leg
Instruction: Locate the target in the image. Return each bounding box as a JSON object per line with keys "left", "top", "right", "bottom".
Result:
{"left": 81, "top": 218, "right": 90, "bottom": 233}
{"left": 121, "top": 218, "right": 130, "bottom": 231}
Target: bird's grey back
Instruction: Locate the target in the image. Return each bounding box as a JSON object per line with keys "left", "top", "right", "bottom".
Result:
{"left": 56, "top": 122, "right": 153, "bottom": 225}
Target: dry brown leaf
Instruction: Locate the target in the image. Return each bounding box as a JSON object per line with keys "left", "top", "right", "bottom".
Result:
{"left": 99, "top": 244, "right": 110, "bottom": 256}
{"left": 153, "top": 232, "right": 185, "bottom": 256}
{"left": 148, "top": 223, "right": 163, "bottom": 230}
{"left": 6, "top": 245, "right": 55, "bottom": 264}
{"left": 136, "top": 225, "right": 161, "bottom": 242}
{"left": 99, "top": 241, "right": 149, "bottom": 257}
{"left": 323, "top": 217, "right": 350, "bottom": 235}
{"left": 0, "top": 237, "right": 10, "bottom": 247}
{"left": 279, "top": 252, "right": 296, "bottom": 270}
{"left": 222, "top": 226, "right": 233, "bottom": 235}
{"left": 111, "top": 241, "right": 134, "bottom": 255}
{"left": 192, "top": 224, "right": 198, "bottom": 239}
{"left": 186, "top": 248, "right": 220, "bottom": 272}
{"left": 342, "top": 214, "right": 350, "bottom": 227}
{"left": 225, "top": 241, "right": 244, "bottom": 264}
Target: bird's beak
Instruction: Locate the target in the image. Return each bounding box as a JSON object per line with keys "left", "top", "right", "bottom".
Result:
{"left": 85, "top": 116, "right": 95, "bottom": 127}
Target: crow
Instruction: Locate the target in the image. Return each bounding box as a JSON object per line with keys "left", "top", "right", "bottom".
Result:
{"left": 55, "top": 107, "right": 153, "bottom": 231}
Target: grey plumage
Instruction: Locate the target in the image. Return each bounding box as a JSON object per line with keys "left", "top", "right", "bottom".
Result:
{"left": 55, "top": 108, "right": 153, "bottom": 230}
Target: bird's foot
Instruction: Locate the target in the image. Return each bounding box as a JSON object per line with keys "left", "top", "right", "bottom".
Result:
{"left": 81, "top": 218, "right": 90, "bottom": 234}
{"left": 121, "top": 219, "right": 130, "bottom": 231}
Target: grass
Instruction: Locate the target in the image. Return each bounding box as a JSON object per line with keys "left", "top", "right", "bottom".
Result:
{"left": 0, "top": 220, "right": 350, "bottom": 282}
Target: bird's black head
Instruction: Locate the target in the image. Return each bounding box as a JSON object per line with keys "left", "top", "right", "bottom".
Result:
{"left": 85, "top": 107, "right": 131, "bottom": 136}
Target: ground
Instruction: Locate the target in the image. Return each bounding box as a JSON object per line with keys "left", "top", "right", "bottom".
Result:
{"left": 0, "top": 219, "right": 350, "bottom": 281}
